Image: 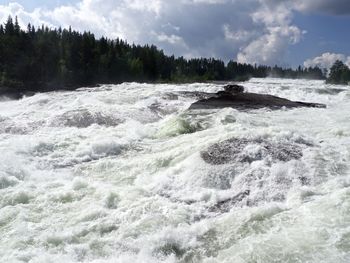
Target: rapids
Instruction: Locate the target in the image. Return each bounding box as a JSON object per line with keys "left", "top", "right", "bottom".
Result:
{"left": 1, "top": 78, "right": 350, "bottom": 262}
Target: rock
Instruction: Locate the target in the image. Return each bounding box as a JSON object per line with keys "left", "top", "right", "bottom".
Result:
{"left": 201, "top": 138, "right": 304, "bottom": 165}
{"left": 224, "top": 84, "right": 244, "bottom": 94}
{"left": 189, "top": 85, "right": 326, "bottom": 110}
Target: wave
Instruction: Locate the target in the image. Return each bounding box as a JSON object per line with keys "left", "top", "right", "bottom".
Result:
{"left": 0, "top": 78, "right": 349, "bottom": 262}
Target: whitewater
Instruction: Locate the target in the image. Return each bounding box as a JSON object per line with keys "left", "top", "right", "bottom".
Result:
{"left": 0, "top": 78, "right": 350, "bottom": 263}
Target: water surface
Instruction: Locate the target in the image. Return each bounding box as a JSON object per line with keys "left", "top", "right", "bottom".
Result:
{"left": 1, "top": 78, "right": 350, "bottom": 262}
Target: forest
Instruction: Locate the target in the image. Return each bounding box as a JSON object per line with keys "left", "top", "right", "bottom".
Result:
{"left": 0, "top": 16, "right": 327, "bottom": 94}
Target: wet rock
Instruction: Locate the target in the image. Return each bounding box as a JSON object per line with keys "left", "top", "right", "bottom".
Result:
{"left": 201, "top": 138, "right": 304, "bottom": 165}
{"left": 224, "top": 84, "right": 245, "bottom": 94}
{"left": 189, "top": 85, "right": 326, "bottom": 110}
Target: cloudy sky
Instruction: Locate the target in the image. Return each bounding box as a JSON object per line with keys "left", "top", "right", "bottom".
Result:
{"left": 0, "top": 0, "right": 349, "bottom": 68}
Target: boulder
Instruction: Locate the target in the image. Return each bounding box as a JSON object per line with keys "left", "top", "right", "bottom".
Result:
{"left": 224, "top": 84, "right": 244, "bottom": 94}
{"left": 189, "top": 84, "right": 326, "bottom": 110}
{"left": 201, "top": 138, "right": 305, "bottom": 165}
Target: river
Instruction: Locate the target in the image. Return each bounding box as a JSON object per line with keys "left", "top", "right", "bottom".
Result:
{"left": 1, "top": 78, "right": 350, "bottom": 262}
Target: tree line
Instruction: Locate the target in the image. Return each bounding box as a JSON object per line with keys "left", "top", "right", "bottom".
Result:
{"left": 0, "top": 16, "right": 327, "bottom": 94}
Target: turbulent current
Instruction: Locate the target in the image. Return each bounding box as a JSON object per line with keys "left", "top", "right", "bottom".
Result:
{"left": 1, "top": 78, "right": 350, "bottom": 263}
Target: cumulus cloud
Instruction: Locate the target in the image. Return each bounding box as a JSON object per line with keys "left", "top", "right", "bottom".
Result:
{"left": 237, "top": 27, "right": 303, "bottom": 65}
{"left": 0, "top": 0, "right": 346, "bottom": 65}
{"left": 237, "top": 0, "right": 305, "bottom": 65}
{"left": 304, "top": 53, "right": 350, "bottom": 69}
{"left": 223, "top": 25, "right": 257, "bottom": 42}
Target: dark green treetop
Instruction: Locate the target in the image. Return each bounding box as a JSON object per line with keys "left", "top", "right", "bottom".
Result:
{"left": 327, "top": 60, "right": 350, "bottom": 85}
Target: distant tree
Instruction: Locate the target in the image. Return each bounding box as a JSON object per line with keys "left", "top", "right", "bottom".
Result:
{"left": 14, "top": 16, "right": 20, "bottom": 35}
{"left": 4, "top": 16, "right": 14, "bottom": 35}
{"left": 327, "top": 60, "right": 350, "bottom": 85}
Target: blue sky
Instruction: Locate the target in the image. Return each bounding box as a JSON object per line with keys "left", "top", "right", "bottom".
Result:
{"left": 0, "top": 0, "right": 349, "bottom": 68}
{"left": 287, "top": 12, "right": 350, "bottom": 67}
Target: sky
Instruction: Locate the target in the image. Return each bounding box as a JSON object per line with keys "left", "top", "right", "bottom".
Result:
{"left": 0, "top": 0, "right": 349, "bottom": 68}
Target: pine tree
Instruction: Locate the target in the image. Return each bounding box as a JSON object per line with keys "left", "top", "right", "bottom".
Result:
{"left": 5, "top": 16, "right": 14, "bottom": 35}
{"left": 14, "top": 16, "right": 20, "bottom": 35}
{"left": 327, "top": 60, "right": 350, "bottom": 84}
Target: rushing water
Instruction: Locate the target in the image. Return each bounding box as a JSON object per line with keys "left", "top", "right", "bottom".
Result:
{"left": 1, "top": 78, "right": 350, "bottom": 263}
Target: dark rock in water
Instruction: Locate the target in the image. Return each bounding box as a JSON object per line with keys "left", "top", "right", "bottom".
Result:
{"left": 224, "top": 84, "right": 245, "bottom": 94}
{"left": 201, "top": 138, "right": 304, "bottom": 165}
{"left": 189, "top": 85, "right": 326, "bottom": 110}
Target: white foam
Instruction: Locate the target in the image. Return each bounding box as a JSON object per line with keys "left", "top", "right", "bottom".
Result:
{"left": 1, "top": 79, "right": 350, "bottom": 262}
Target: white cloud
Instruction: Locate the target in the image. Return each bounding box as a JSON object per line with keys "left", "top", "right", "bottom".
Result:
{"left": 0, "top": 2, "right": 51, "bottom": 28}
{"left": 223, "top": 25, "right": 256, "bottom": 42}
{"left": 124, "top": 0, "right": 163, "bottom": 15}
{"left": 152, "top": 31, "right": 188, "bottom": 47}
{"left": 304, "top": 53, "right": 350, "bottom": 69}
{"left": 237, "top": 27, "right": 303, "bottom": 65}
{"left": 237, "top": 0, "right": 304, "bottom": 65}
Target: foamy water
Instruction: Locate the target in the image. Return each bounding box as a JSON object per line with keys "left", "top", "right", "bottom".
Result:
{"left": 1, "top": 78, "right": 350, "bottom": 262}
